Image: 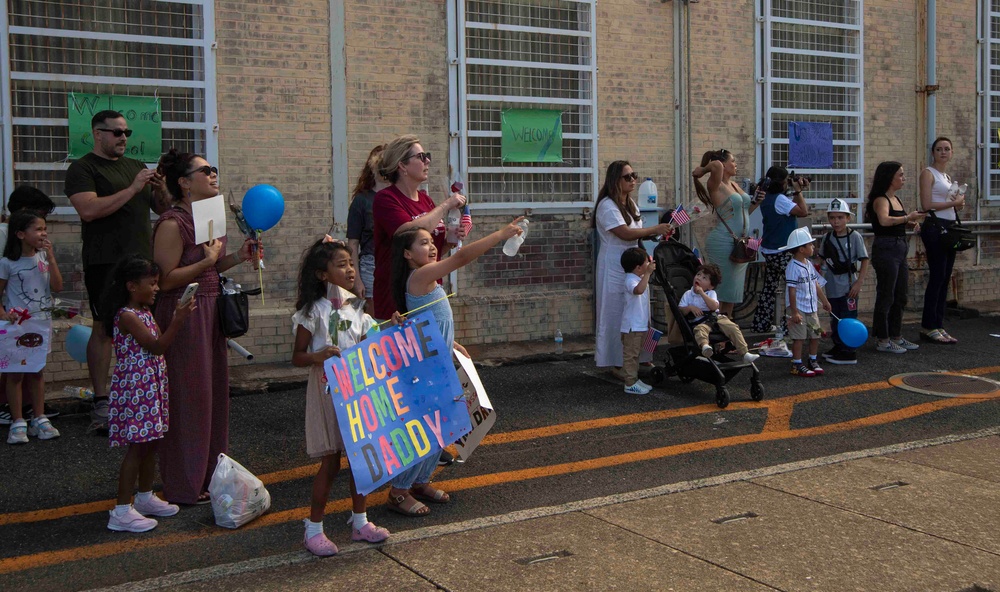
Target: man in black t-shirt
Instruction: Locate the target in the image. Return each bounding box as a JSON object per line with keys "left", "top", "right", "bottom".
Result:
{"left": 65, "top": 110, "right": 169, "bottom": 430}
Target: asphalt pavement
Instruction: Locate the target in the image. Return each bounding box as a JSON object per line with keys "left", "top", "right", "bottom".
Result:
{"left": 2, "top": 312, "right": 1000, "bottom": 591}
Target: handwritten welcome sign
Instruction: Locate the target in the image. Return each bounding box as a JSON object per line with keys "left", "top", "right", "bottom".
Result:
{"left": 68, "top": 93, "right": 162, "bottom": 162}
{"left": 0, "top": 319, "right": 50, "bottom": 373}
{"left": 324, "top": 313, "right": 472, "bottom": 495}
{"left": 501, "top": 109, "right": 563, "bottom": 163}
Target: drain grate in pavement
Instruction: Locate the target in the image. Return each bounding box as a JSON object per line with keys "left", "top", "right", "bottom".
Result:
{"left": 889, "top": 373, "right": 1000, "bottom": 398}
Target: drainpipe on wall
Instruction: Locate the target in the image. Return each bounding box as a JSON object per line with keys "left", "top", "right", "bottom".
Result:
{"left": 926, "top": 0, "right": 937, "bottom": 154}
{"left": 330, "top": 0, "right": 349, "bottom": 234}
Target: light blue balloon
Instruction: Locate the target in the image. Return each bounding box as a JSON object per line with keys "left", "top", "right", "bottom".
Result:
{"left": 838, "top": 318, "right": 868, "bottom": 349}
{"left": 66, "top": 325, "right": 91, "bottom": 364}
{"left": 242, "top": 184, "right": 285, "bottom": 232}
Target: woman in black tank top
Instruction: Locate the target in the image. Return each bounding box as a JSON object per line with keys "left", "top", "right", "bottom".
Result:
{"left": 865, "top": 162, "right": 926, "bottom": 353}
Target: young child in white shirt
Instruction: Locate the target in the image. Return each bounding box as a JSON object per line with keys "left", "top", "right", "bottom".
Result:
{"left": 780, "top": 227, "right": 832, "bottom": 377}
{"left": 678, "top": 263, "right": 758, "bottom": 364}
{"left": 620, "top": 247, "right": 655, "bottom": 395}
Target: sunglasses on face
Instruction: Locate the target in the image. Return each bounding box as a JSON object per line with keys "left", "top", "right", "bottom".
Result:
{"left": 403, "top": 151, "right": 432, "bottom": 164}
{"left": 621, "top": 172, "right": 639, "bottom": 181}
{"left": 97, "top": 128, "right": 133, "bottom": 138}
{"left": 185, "top": 165, "right": 218, "bottom": 177}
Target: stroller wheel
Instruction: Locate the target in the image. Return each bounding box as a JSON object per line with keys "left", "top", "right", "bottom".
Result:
{"left": 648, "top": 367, "right": 665, "bottom": 385}
{"left": 715, "top": 386, "right": 730, "bottom": 409}
{"left": 680, "top": 374, "right": 696, "bottom": 384}
{"left": 750, "top": 380, "right": 765, "bottom": 402}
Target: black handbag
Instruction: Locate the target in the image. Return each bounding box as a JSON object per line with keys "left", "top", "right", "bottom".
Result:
{"left": 929, "top": 210, "right": 974, "bottom": 252}
{"left": 717, "top": 209, "right": 757, "bottom": 263}
{"left": 217, "top": 278, "right": 250, "bottom": 338}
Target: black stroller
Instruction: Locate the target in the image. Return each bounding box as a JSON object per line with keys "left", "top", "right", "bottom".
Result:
{"left": 647, "top": 237, "right": 764, "bottom": 408}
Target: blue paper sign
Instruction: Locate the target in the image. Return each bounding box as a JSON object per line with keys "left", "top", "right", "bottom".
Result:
{"left": 788, "top": 122, "right": 834, "bottom": 169}
{"left": 323, "top": 312, "right": 472, "bottom": 496}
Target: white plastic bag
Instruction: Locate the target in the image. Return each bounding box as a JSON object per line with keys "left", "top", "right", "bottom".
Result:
{"left": 208, "top": 453, "right": 271, "bottom": 529}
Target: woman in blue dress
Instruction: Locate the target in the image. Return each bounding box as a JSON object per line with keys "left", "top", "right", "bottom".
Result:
{"left": 692, "top": 149, "right": 757, "bottom": 317}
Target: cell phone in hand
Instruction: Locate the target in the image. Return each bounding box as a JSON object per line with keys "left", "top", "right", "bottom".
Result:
{"left": 179, "top": 282, "right": 199, "bottom": 306}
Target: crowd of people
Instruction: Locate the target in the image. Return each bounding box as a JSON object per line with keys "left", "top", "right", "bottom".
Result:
{"left": 0, "top": 113, "right": 972, "bottom": 554}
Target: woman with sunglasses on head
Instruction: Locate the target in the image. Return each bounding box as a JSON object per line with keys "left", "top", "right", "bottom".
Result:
{"left": 594, "top": 161, "right": 673, "bottom": 381}
{"left": 150, "top": 149, "right": 256, "bottom": 505}
{"left": 371, "top": 135, "right": 467, "bottom": 321}
{"left": 693, "top": 149, "right": 758, "bottom": 317}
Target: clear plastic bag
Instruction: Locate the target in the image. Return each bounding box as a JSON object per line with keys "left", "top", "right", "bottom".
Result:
{"left": 208, "top": 453, "right": 271, "bottom": 529}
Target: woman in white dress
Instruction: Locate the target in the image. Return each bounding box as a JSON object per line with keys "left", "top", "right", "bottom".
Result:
{"left": 594, "top": 161, "right": 673, "bottom": 380}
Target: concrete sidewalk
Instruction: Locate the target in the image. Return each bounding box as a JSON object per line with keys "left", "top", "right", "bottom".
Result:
{"left": 100, "top": 429, "right": 1000, "bottom": 592}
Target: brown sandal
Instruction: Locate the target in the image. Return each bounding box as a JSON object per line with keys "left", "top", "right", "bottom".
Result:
{"left": 411, "top": 484, "right": 450, "bottom": 504}
{"left": 387, "top": 491, "right": 430, "bottom": 517}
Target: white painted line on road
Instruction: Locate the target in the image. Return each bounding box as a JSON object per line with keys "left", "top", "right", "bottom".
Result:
{"left": 85, "top": 426, "right": 1000, "bottom": 592}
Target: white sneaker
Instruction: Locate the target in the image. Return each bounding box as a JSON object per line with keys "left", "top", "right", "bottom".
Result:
{"left": 133, "top": 494, "right": 179, "bottom": 517}
{"left": 876, "top": 340, "right": 907, "bottom": 354}
{"left": 892, "top": 337, "right": 920, "bottom": 351}
{"left": 107, "top": 506, "right": 158, "bottom": 533}
{"left": 743, "top": 352, "right": 760, "bottom": 364}
{"left": 90, "top": 399, "right": 109, "bottom": 432}
{"left": 635, "top": 379, "right": 655, "bottom": 392}
{"left": 624, "top": 382, "right": 651, "bottom": 395}
{"left": 701, "top": 345, "right": 714, "bottom": 358}
{"left": 6, "top": 420, "right": 28, "bottom": 445}
{"left": 27, "top": 416, "right": 60, "bottom": 440}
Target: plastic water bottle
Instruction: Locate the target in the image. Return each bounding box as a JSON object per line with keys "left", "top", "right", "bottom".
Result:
{"left": 502, "top": 218, "right": 529, "bottom": 256}
{"left": 554, "top": 329, "right": 564, "bottom": 354}
{"left": 64, "top": 386, "right": 94, "bottom": 401}
{"left": 638, "top": 178, "right": 657, "bottom": 207}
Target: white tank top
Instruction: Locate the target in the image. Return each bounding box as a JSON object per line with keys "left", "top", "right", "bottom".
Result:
{"left": 925, "top": 166, "right": 956, "bottom": 221}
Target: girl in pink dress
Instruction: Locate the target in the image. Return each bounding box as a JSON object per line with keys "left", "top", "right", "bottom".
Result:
{"left": 103, "top": 255, "right": 195, "bottom": 533}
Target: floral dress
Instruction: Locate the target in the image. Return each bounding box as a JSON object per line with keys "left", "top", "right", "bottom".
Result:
{"left": 108, "top": 307, "right": 169, "bottom": 447}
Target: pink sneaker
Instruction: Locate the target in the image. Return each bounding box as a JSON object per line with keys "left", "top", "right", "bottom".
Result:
{"left": 304, "top": 531, "right": 338, "bottom": 557}
{"left": 351, "top": 522, "right": 390, "bottom": 543}
{"left": 107, "top": 506, "right": 158, "bottom": 533}
{"left": 134, "top": 494, "right": 179, "bottom": 517}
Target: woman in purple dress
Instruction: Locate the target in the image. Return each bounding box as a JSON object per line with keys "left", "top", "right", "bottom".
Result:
{"left": 152, "top": 149, "right": 254, "bottom": 504}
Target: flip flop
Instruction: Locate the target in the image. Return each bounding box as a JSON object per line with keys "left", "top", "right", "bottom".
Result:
{"left": 919, "top": 329, "right": 952, "bottom": 344}
{"left": 386, "top": 492, "right": 430, "bottom": 517}
{"left": 196, "top": 492, "right": 211, "bottom": 505}
{"left": 411, "top": 484, "right": 450, "bottom": 504}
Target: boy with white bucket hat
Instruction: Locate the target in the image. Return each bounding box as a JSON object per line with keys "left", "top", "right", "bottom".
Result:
{"left": 818, "top": 199, "right": 869, "bottom": 364}
{"left": 779, "top": 226, "right": 832, "bottom": 377}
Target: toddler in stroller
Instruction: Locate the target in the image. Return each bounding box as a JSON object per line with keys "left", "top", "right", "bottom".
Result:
{"left": 648, "top": 227, "right": 764, "bottom": 408}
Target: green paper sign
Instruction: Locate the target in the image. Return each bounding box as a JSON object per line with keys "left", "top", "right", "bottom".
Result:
{"left": 501, "top": 109, "right": 563, "bottom": 163}
{"left": 68, "top": 93, "right": 162, "bottom": 162}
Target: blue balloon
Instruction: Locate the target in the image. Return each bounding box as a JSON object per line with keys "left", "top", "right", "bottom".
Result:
{"left": 838, "top": 318, "right": 868, "bottom": 349}
{"left": 66, "top": 325, "right": 91, "bottom": 364}
{"left": 242, "top": 184, "right": 285, "bottom": 232}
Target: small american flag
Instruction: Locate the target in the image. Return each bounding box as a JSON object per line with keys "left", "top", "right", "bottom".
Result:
{"left": 460, "top": 205, "right": 473, "bottom": 235}
{"left": 670, "top": 204, "right": 691, "bottom": 226}
{"left": 641, "top": 328, "right": 663, "bottom": 354}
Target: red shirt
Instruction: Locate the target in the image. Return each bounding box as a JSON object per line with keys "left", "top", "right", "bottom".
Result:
{"left": 372, "top": 185, "right": 447, "bottom": 319}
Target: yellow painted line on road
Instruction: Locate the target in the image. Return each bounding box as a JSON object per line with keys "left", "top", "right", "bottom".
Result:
{"left": 2, "top": 388, "right": 997, "bottom": 575}
{"left": 4, "top": 366, "right": 999, "bottom": 528}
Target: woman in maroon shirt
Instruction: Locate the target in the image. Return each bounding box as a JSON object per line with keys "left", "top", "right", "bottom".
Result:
{"left": 371, "top": 135, "right": 466, "bottom": 319}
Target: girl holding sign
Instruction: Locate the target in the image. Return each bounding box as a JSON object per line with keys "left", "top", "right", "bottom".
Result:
{"left": 292, "top": 239, "right": 391, "bottom": 556}
{"left": 386, "top": 218, "right": 524, "bottom": 516}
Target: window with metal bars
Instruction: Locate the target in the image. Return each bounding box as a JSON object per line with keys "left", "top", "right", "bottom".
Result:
{"left": 982, "top": 0, "right": 1000, "bottom": 200}
{"left": 759, "top": 0, "right": 863, "bottom": 206}
{"left": 458, "top": 0, "right": 597, "bottom": 208}
{"left": 1, "top": 0, "right": 216, "bottom": 213}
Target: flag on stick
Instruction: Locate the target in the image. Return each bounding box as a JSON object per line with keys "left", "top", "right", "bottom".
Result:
{"left": 460, "top": 205, "right": 473, "bottom": 235}
{"left": 669, "top": 204, "right": 691, "bottom": 226}
{"left": 641, "top": 328, "right": 663, "bottom": 354}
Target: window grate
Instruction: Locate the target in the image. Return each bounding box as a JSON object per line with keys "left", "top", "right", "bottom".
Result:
{"left": 983, "top": 3, "right": 1000, "bottom": 199}
{"left": 461, "top": 0, "right": 596, "bottom": 206}
{"left": 761, "top": 3, "right": 863, "bottom": 205}
{"left": 2, "top": 0, "right": 214, "bottom": 210}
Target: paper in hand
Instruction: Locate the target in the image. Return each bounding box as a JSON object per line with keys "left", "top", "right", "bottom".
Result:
{"left": 193, "top": 195, "right": 227, "bottom": 244}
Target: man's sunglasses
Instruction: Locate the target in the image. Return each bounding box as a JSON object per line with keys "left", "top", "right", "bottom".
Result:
{"left": 97, "top": 128, "right": 133, "bottom": 138}
{"left": 403, "top": 151, "right": 432, "bottom": 164}
{"left": 621, "top": 172, "right": 639, "bottom": 181}
{"left": 186, "top": 165, "right": 218, "bottom": 177}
